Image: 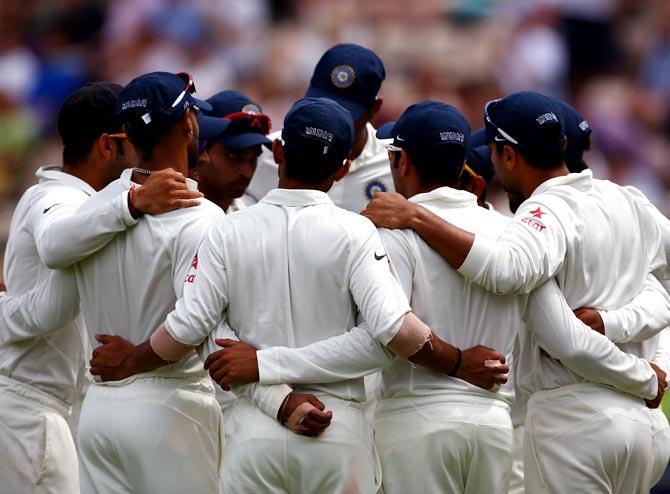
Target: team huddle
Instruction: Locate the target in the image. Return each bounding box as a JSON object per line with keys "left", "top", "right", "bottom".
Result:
{"left": 1, "top": 42, "right": 670, "bottom": 494}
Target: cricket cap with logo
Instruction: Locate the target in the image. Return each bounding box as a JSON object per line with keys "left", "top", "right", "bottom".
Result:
{"left": 281, "top": 97, "right": 355, "bottom": 167}
{"left": 58, "top": 82, "right": 124, "bottom": 148}
{"left": 484, "top": 91, "right": 566, "bottom": 156}
{"left": 198, "top": 90, "right": 272, "bottom": 149}
{"left": 117, "top": 71, "right": 212, "bottom": 129}
{"left": 305, "top": 43, "right": 385, "bottom": 120}
{"left": 376, "top": 100, "right": 471, "bottom": 168}
{"left": 549, "top": 97, "right": 592, "bottom": 172}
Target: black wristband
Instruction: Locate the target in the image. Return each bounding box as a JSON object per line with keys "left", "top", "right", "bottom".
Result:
{"left": 448, "top": 348, "right": 462, "bottom": 376}
{"left": 277, "top": 392, "right": 293, "bottom": 422}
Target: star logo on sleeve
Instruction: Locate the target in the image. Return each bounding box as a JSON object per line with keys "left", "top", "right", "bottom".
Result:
{"left": 530, "top": 207, "right": 545, "bottom": 219}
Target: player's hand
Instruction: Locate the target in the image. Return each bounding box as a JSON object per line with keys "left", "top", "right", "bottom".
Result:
{"left": 279, "top": 392, "right": 333, "bottom": 437}
{"left": 204, "top": 339, "right": 259, "bottom": 390}
{"left": 361, "top": 191, "right": 418, "bottom": 229}
{"left": 0, "top": 281, "right": 6, "bottom": 293}
{"left": 574, "top": 307, "right": 605, "bottom": 335}
{"left": 456, "top": 345, "right": 509, "bottom": 391}
{"left": 646, "top": 362, "right": 668, "bottom": 409}
{"left": 132, "top": 168, "right": 203, "bottom": 215}
{"left": 90, "top": 334, "right": 137, "bottom": 382}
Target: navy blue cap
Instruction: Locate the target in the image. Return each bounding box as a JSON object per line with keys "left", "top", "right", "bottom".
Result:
{"left": 282, "top": 97, "right": 354, "bottom": 166}
{"left": 466, "top": 128, "right": 495, "bottom": 183}
{"left": 305, "top": 43, "right": 385, "bottom": 120}
{"left": 198, "top": 90, "right": 271, "bottom": 149}
{"left": 549, "top": 97, "right": 591, "bottom": 171}
{"left": 117, "top": 71, "right": 212, "bottom": 128}
{"left": 377, "top": 100, "right": 471, "bottom": 168}
{"left": 484, "top": 91, "right": 566, "bottom": 156}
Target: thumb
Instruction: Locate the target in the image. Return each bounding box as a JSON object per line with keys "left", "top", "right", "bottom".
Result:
{"left": 95, "top": 334, "right": 114, "bottom": 344}
{"left": 305, "top": 395, "right": 325, "bottom": 411}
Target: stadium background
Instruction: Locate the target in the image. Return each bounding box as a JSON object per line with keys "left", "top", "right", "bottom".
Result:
{"left": 1, "top": 0, "right": 670, "bottom": 490}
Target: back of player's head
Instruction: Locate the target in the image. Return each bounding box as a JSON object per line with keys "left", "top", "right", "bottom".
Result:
{"left": 117, "top": 71, "right": 212, "bottom": 161}
{"left": 485, "top": 91, "right": 566, "bottom": 170}
{"left": 198, "top": 90, "right": 272, "bottom": 151}
{"left": 549, "top": 97, "right": 592, "bottom": 173}
{"left": 281, "top": 97, "right": 355, "bottom": 183}
{"left": 58, "top": 82, "right": 124, "bottom": 165}
{"left": 465, "top": 128, "right": 495, "bottom": 184}
{"left": 306, "top": 43, "right": 385, "bottom": 121}
{"left": 377, "top": 100, "right": 471, "bottom": 186}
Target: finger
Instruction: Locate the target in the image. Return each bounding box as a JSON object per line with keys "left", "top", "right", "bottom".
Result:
{"left": 306, "top": 409, "right": 332, "bottom": 424}
{"left": 178, "top": 199, "right": 201, "bottom": 208}
{"left": 215, "top": 339, "right": 240, "bottom": 348}
{"left": 305, "top": 395, "right": 326, "bottom": 411}
{"left": 211, "top": 367, "right": 231, "bottom": 385}
{"left": 95, "top": 334, "right": 114, "bottom": 344}
{"left": 204, "top": 349, "right": 225, "bottom": 369}
{"left": 172, "top": 189, "right": 204, "bottom": 200}
{"left": 494, "top": 373, "right": 509, "bottom": 384}
{"left": 206, "top": 359, "right": 226, "bottom": 377}
{"left": 90, "top": 366, "right": 102, "bottom": 376}
{"left": 300, "top": 417, "right": 331, "bottom": 432}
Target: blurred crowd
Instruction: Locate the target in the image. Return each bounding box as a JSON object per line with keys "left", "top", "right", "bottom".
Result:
{"left": 2, "top": 0, "right": 670, "bottom": 263}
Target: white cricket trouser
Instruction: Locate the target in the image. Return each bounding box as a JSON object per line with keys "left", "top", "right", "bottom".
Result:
{"left": 78, "top": 377, "right": 223, "bottom": 494}
{"left": 650, "top": 407, "right": 670, "bottom": 487}
{"left": 524, "top": 383, "right": 656, "bottom": 494}
{"left": 221, "top": 394, "right": 377, "bottom": 494}
{"left": 0, "top": 375, "right": 78, "bottom": 494}
{"left": 374, "top": 394, "right": 513, "bottom": 494}
{"left": 509, "top": 424, "right": 525, "bottom": 494}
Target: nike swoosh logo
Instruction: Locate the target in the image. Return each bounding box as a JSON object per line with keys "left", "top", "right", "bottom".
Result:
{"left": 42, "top": 203, "right": 61, "bottom": 214}
{"left": 396, "top": 136, "right": 405, "bottom": 141}
{"left": 374, "top": 252, "right": 387, "bottom": 261}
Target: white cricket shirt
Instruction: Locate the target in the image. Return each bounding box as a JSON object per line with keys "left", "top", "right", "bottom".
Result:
{"left": 166, "top": 188, "right": 411, "bottom": 402}
{"left": 1, "top": 167, "right": 92, "bottom": 405}
{"left": 74, "top": 168, "right": 224, "bottom": 383}
{"left": 242, "top": 123, "right": 394, "bottom": 212}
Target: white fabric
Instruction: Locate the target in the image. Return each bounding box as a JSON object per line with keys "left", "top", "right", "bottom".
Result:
{"left": 0, "top": 376, "right": 78, "bottom": 494}
{"left": 509, "top": 424, "right": 525, "bottom": 494}
{"left": 221, "top": 395, "right": 375, "bottom": 494}
{"left": 242, "top": 123, "right": 394, "bottom": 213}
{"left": 1, "top": 166, "right": 92, "bottom": 406}
{"left": 167, "top": 188, "right": 411, "bottom": 402}
{"left": 523, "top": 383, "right": 657, "bottom": 493}
{"left": 375, "top": 394, "right": 513, "bottom": 494}
{"left": 78, "top": 378, "right": 222, "bottom": 494}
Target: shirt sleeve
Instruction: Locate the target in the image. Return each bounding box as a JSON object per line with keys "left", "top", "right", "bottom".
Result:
{"left": 34, "top": 186, "right": 137, "bottom": 269}
{"left": 165, "top": 220, "right": 230, "bottom": 347}
{"left": 627, "top": 187, "right": 670, "bottom": 281}
{"left": 348, "top": 229, "right": 411, "bottom": 346}
{"left": 0, "top": 268, "right": 79, "bottom": 343}
{"left": 379, "top": 228, "right": 415, "bottom": 300}
{"left": 599, "top": 274, "right": 670, "bottom": 343}
{"left": 525, "top": 279, "right": 658, "bottom": 400}
{"left": 257, "top": 323, "right": 396, "bottom": 385}
{"left": 652, "top": 329, "right": 670, "bottom": 378}
{"left": 458, "top": 199, "right": 568, "bottom": 295}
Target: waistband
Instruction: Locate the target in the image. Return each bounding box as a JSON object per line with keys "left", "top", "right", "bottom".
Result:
{"left": 87, "top": 375, "right": 215, "bottom": 399}
{"left": 0, "top": 375, "right": 71, "bottom": 417}
{"left": 527, "top": 382, "right": 641, "bottom": 409}
{"left": 376, "top": 392, "right": 511, "bottom": 415}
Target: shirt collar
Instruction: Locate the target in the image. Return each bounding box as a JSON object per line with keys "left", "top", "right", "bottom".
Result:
{"left": 261, "top": 188, "right": 334, "bottom": 207}
{"left": 531, "top": 169, "right": 593, "bottom": 197}
{"left": 408, "top": 186, "right": 479, "bottom": 208}
{"left": 36, "top": 165, "right": 96, "bottom": 196}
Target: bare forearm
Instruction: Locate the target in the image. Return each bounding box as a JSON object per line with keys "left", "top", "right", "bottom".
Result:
{"left": 409, "top": 205, "right": 474, "bottom": 270}
{"left": 407, "top": 332, "right": 460, "bottom": 375}
{"left": 128, "top": 340, "right": 172, "bottom": 374}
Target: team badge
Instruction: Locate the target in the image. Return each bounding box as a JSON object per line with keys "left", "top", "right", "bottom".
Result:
{"left": 241, "top": 103, "right": 261, "bottom": 115}
{"left": 365, "top": 180, "right": 387, "bottom": 199}
{"left": 530, "top": 207, "right": 545, "bottom": 219}
{"left": 331, "top": 65, "right": 356, "bottom": 89}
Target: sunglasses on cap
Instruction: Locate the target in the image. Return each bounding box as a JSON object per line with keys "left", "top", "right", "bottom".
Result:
{"left": 224, "top": 112, "right": 271, "bottom": 135}
{"left": 108, "top": 132, "right": 127, "bottom": 139}
{"left": 484, "top": 99, "right": 520, "bottom": 146}
{"left": 461, "top": 162, "right": 478, "bottom": 179}
{"left": 167, "top": 72, "right": 196, "bottom": 113}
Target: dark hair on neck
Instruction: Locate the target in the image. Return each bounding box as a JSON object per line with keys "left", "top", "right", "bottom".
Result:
{"left": 62, "top": 139, "right": 96, "bottom": 166}
{"left": 407, "top": 144, "right": 466, "bottom": 188}
{"left": 123, "top": 119, "right": 162, "bottom": 162}
{"left": 494, "top": 142, "right": 565, "bottom": 170}
{"left": 283, "top": 140, "right": 344, "bottom": 184}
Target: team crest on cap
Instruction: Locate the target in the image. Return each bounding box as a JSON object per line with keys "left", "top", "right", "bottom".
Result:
{"left": 241, "top": 103, "right": 261, "bottom": 115}
{"left": 331, "top": 65, "right": 356, "bottom": 89}
{"left": 365, "top": 180, "right": 387, "bottom": 199}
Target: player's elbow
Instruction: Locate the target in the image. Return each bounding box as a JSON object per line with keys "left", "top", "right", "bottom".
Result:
{"left": 37, "top": 241, "right": 73, "bottom": 270}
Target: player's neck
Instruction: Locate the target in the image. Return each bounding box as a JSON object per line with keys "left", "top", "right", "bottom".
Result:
{"left": 62, "top": 162, "right": 106, "bottom": 192}
{"left": 143, "top": 142, "right": 189, "bottom": 177}
{"left": 348, "top": 125, "right": 368, "bottom": 162}
{"left": 197, "top": 180, "right": 233, "bottom": 211}
{"left": 278, "top": 176, "right": 333, "bottom": 193}
{"left": 521, "top": 163, "right": 570, "bottom": 198}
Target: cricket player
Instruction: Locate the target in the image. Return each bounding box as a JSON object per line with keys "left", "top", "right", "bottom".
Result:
{"left": 459, "top": 128, "right": 496, "bottom": 209}
{"left": 243, "top": 43, "right": 393, "bottom": 212}
{"left": 89, "top": 97, "right": 512, "bottom": 493}
{"left": 0, "top": 81, "right": 202, "bottom": 494}
{"left": 208, "top": 100, "right": 669, "bottom": 494}
{"left": 194, "top": 90, "right": 271, "bottom": 214}
{"left": 361, "top": 91, "right": 670, "bottom": 492}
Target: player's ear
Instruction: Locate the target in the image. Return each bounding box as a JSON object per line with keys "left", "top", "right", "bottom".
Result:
{"left": 333, "top": 159, "right": 351, "bottom": 182}
{"left": 181, "top": 108, "right": 195, "bottom": 137}
{"left": 96, "top": 134, "right": 114, "bottom": 160}
{"left": 468, "top": 175, "right": 486, "bottom": 198}
{"left": 369, "top": 97, "right": 383, "bottom": 121}
{"left": 398, "top": 149, "right": 412, "bottom": 177}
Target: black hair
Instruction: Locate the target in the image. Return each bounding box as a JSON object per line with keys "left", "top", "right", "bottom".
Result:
{"left": 494, "top": 142, "right": 565, "bottom": 170}
{"left": 283, "top": 140, "right": 345, "bottom": 184}
{"left": 407, "top": 144, "right": 467, "bottom": 187}
{"left": 62, "top": 138, "right": 97, "bottom": 166}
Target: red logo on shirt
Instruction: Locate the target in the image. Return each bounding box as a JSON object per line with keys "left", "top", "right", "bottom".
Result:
{"left": 530, "top": 207, "right": 545, "bottom": 219}
{"left": 191, "top": 255, "right": 198, "bottom": 270}
{"left": 521, "top": 216, "right": 546, "bottom": 232}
